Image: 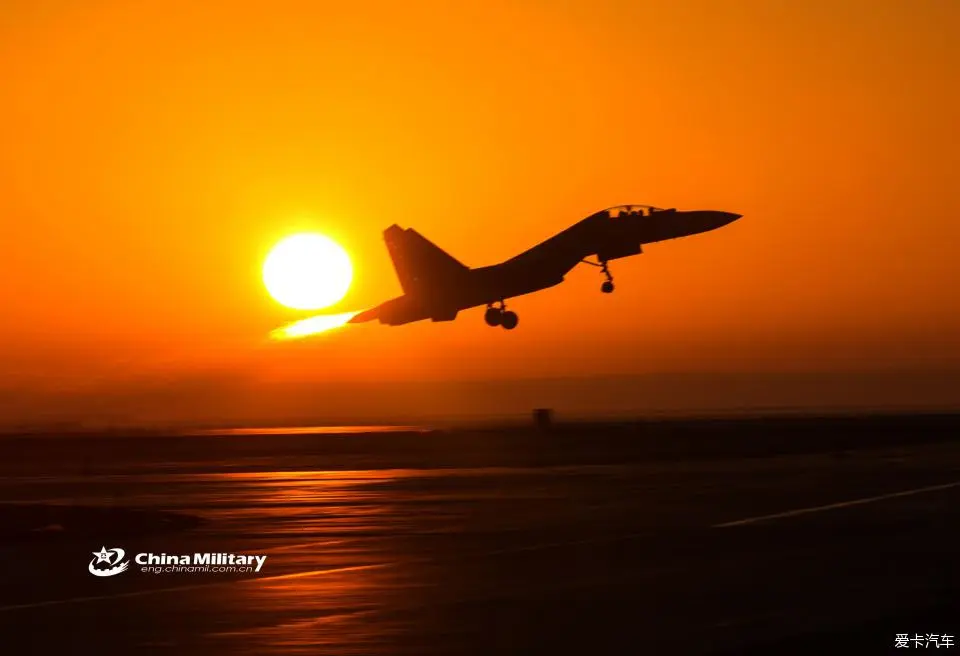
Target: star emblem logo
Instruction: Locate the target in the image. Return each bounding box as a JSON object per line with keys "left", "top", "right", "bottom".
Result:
{"left": 88, "top": 547, "right": 129, "bottom": 577}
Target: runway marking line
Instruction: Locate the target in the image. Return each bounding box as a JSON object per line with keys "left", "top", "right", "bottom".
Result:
{"left": 714, "top": 480, "right": 960, "bottom": 528}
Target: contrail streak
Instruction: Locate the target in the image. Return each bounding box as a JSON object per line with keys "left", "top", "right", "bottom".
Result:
{"left": 270, "top": 311, "right": 362, "bottom": 340}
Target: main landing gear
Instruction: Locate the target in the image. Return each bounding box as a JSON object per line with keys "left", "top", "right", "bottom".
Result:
{"left": 484, "top": 302, "right": 518, "bottom": 330}
{"left": 581, "top": 258, "right": 616, "bottom": 293}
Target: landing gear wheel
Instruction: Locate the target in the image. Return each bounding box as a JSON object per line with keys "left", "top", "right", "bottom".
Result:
{"left": 500, "top": 311, "right": 519, "bottom": 330}
{"left": 484, "top": 307, "right": 502, "bottom": 327}
{"left": 599, "top": 260, "right": 615, "bottom": 293}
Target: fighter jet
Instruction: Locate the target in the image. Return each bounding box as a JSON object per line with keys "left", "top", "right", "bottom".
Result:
{"left": 349, "top": 205, "right": 741, "bottom": 329}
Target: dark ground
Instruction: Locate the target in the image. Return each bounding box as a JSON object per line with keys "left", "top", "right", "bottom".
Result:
{"left": 1, "top": 413, "right": 958, "bottom": 654}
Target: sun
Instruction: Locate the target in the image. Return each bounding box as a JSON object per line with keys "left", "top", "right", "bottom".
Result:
{"left": 263, "top": 233, "right": 353, "bottom": 310}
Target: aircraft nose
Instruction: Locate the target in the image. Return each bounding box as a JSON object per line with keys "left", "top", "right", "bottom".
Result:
{"left": 699, "top": 211, "right": 741, "bottom": 232}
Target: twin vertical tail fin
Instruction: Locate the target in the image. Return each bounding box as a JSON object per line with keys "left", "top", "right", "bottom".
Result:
{"left": 384, "top": 225, "right": 469, "bottom": 296}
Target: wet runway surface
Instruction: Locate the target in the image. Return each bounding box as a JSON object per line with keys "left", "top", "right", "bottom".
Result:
{"left": 2, "top": 418, "right": 959, "bottom": 654}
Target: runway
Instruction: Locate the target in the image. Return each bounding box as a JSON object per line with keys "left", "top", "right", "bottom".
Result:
{"left": 1, "top": 416, "right": 959, "bottom": 654}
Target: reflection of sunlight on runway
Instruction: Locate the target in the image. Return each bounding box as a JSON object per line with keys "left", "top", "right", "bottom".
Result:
{"left": 206, "top": 562, "right": 404, "bottom": 652}
{"left": 201, "top": 470, "right": 404, "bottom": 534}
{"left": 270, "top": 311, "right": 360, "bottom": 340}
{"left": 4, "top": 435, "right": 960, "bottom": 655}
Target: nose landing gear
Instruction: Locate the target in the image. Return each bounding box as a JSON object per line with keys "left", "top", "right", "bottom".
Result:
{"left": 600, "top": 261, "right": 615, "bottom": 293}
{"left": 580, "top": 258, "right": 616, "bottom": 293}
{"left": 484, "top": 302, "right": 519, "bottom": 330}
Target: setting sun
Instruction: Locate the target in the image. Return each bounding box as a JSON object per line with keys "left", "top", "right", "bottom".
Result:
{"left": 263, "top": 234, "right": 353, "bottom": 310}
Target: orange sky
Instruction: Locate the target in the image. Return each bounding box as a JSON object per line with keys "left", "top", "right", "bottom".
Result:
{"left": 1, "top": 0, "right": 958, "bottom": 425}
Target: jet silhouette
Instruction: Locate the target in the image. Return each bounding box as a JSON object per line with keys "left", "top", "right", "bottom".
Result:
{"left": 350, "top": 205, "right": 741, "bottom": 329}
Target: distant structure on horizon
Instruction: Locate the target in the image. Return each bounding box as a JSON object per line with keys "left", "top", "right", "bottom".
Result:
{"left": 533, "top": 408, "right": 554, "bottom": 431}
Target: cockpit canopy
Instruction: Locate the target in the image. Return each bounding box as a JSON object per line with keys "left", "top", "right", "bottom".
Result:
{"left": 592, "top": 205, "right": 675, "bottom": 219}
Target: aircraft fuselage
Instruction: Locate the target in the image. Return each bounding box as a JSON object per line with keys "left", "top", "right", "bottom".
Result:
{"left": 351, "top": 206, "right": 741, "bottom": 327}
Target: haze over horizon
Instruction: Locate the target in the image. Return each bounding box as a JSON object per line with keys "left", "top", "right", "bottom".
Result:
{"left": 2, "top": 0, "right": 958, "bottom": 427}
